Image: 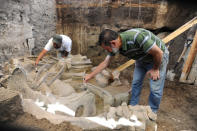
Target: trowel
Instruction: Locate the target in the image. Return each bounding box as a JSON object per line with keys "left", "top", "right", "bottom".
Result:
{"left": 83, "top": 71, "right": 87, "bottom": 87}
{"left": 35, "top": 67, "right": 38, "bottom": 73}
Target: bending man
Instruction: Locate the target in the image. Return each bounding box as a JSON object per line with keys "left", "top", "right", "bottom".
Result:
{"left": 35, "top": 34, "right": 72, "bottom": 66}
{"left": 84, "top": 28, "right": 169, "bottom": 121}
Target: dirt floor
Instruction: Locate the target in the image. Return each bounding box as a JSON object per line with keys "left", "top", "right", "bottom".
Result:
{"left": 140, "top": 78, "right": 197, "bottom": 131}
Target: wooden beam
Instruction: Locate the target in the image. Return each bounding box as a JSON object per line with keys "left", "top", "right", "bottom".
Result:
{"left": 180, "top": 31, "right": 197, "bottom": 82}
{"left": 115, "top": 59, "right": 135, "bottom": 72}
{"left": 163, "top": 17, "right": 197, "bottom": 44}
{"left": 114, "top": 17, "right": 197, "bottom": 73}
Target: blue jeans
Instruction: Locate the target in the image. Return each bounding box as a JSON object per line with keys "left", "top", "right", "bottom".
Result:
{"left": 130, "top": 49, "right": 169, "bottom": 113}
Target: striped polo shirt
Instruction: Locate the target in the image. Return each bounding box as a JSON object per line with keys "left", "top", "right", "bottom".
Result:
{"left": 118, "top": 28, "right": 166, "bottom": 63}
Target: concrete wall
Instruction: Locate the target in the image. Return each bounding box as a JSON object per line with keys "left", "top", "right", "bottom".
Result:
{"left": 0, "top": 0, "right": 56, "bottom": 64}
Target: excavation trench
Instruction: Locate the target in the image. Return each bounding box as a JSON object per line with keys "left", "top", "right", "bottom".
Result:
{"left": 0, "top": 55, "right": 157, "bottom": 130}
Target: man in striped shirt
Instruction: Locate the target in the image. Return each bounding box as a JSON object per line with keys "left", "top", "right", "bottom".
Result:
{"left": 84, "top": 28, "right": 169, "bottom": 121}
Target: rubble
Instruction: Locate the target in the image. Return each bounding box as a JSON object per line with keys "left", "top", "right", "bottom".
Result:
{"left": 86, "top": 103, "right": 157, "bottom": 130}
{"left": 0, "top": 88, "right": 23, "bottom": 122}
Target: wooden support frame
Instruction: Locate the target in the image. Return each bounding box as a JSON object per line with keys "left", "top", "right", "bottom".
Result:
{"left": 179, "top": 31, "right": 197, "bottom": 82}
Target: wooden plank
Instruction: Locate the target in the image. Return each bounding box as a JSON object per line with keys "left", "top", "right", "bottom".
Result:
{"left": 163, "top": 17, "right": 197, "bottom": 44}
{"left": 180, "top": 31, "right": 197, "bottom": 82}
{"left": 115, "top": 59, "right": 135, "bottom": 72}
{"left": 114, "top": 17, "right": 197, "bottom": 72}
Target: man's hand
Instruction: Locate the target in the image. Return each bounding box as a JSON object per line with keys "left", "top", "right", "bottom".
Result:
{"left": 146, "top": 44, "right": 163, "bottom": 81}
{"left": 84, "top": 55, "right": 111, "bottom": 83}
{"left": 35, "top": 60, "right": 39, "bottom": 66}
{"left": 147, "top": 69, "right": 160, "bottom": 81}
{"left": 84, "top": 74, "right": 92, "bottom": 83}
{"left": 35, "top": 49, "right": 47, "bottom": 66}
{"left": 60, "top": 50, "right": 69, "bottom": 57}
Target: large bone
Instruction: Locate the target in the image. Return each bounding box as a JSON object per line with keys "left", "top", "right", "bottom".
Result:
{"left": 82, "top": 83, "right": 114, "bottom": 106}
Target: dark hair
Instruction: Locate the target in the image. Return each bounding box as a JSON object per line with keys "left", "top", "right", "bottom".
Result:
{"left": 97, "top": 29, "right": 119, "bottom": 46}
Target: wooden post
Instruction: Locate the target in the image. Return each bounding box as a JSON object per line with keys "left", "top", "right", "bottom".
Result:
{"left": 180, "top": 31, "right": 197, "bottom": 82}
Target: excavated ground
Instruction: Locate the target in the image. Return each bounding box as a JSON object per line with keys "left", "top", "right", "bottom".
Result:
{"left": 118, "top": 66, "right": 197, "bottom": 131}
{"left": 141, "top": 77, "right": 197, "bottom": 131}
{"left": 87, "top": 44, "right": 197, "bottom": 131}
{"left": 2, "top": 67, "right": 196, "bottom": 131}
{"left": 0, "top": 52, "right": 196, "bottom": 131}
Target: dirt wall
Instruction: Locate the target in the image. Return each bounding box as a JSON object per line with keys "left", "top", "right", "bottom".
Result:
{"left": 0, "top": 0, "right": 56, "bottom": 64}
{"left": 56, "top": 0, "right": 197, "bottom": 55}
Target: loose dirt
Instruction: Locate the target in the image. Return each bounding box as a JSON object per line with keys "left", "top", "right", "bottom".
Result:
{"left": 140, "top": 77, "right": 197, "bottom": 131}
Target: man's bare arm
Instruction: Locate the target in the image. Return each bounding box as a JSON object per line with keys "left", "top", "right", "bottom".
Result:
{"left": 146, "top": 44, "right": 163, "bottom": 80}
{"left": 84, "top": 55, "right": 111, "bottom": 82}
{"left": 148, "top": 44, "right": 163, "bottom": 70}
{"left": 35, "top": 49, "right": 48, "bottom": 66}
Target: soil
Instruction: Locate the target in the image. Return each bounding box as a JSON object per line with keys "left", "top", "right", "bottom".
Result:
{"left": 7, "top": 113, "right": 82, "bottom": 131}
{"left": 141, "top": 78, "right": 197, "bottom": 131}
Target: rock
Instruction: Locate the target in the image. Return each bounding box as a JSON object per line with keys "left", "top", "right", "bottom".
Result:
{"left": 0, "top": 88, "right": 23, "bottom": 122}
{"left": 110, "top": 79, "right": 122, "bottom": 86}
{"left": 116, "top": 106, "right": 123, "bottom": 117}
{"left": 106, "top": 107, "right": 116, "bottom": 120}
{"left": 101, "top": 69, "right": 111, "bottom": 79}
{"left": 114, "top": 92, "right": 129, "bottom": 106}
{"left": 0, "top": 70, "right": 3, "bottom": 77}
{"left": 40, "top": 82, "right": 52, "bottom": 95}
{"left": 121, "top": 102, "right": 131, "bottom": 119}
{"left": 50, "top": 79, "right": 75, "bottom": 97}
{"left": 23, "top": 99, "right": 105, "bottom": 129}
{"left": 95, "top": 73, "right": 109, "bottom": 88}
{"left": 166, "top": 69, "right": 176, "bottom": 81}
{"left": 83, "top": 83, "right": 114, "bottom": 106}
{"left": 58, "top": 91, "right": 96, "bottom": 117}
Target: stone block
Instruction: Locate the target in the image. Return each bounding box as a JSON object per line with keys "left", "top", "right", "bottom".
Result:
{"left": 58, "top": 91, "right": 96, "bottom": 117}
{"left": 121, "top": 102, "right": 131, "bottom": 119}
{"left": 116, "top": 106, "right": 123, "bottom": 117}
{"left": 50, "top": 79, "right": 75, "bottom": 97}
{"left": 114, "top": 92, "right": 129, "bottom": 106}
{"left": 0, "top": 88, "right": 23, "bottom": 122}
{"left": 106, "top": 107, "right": 116, "bottom": 120}
{"left": 95, "top": 73, "right": 109, "bottom": 88}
